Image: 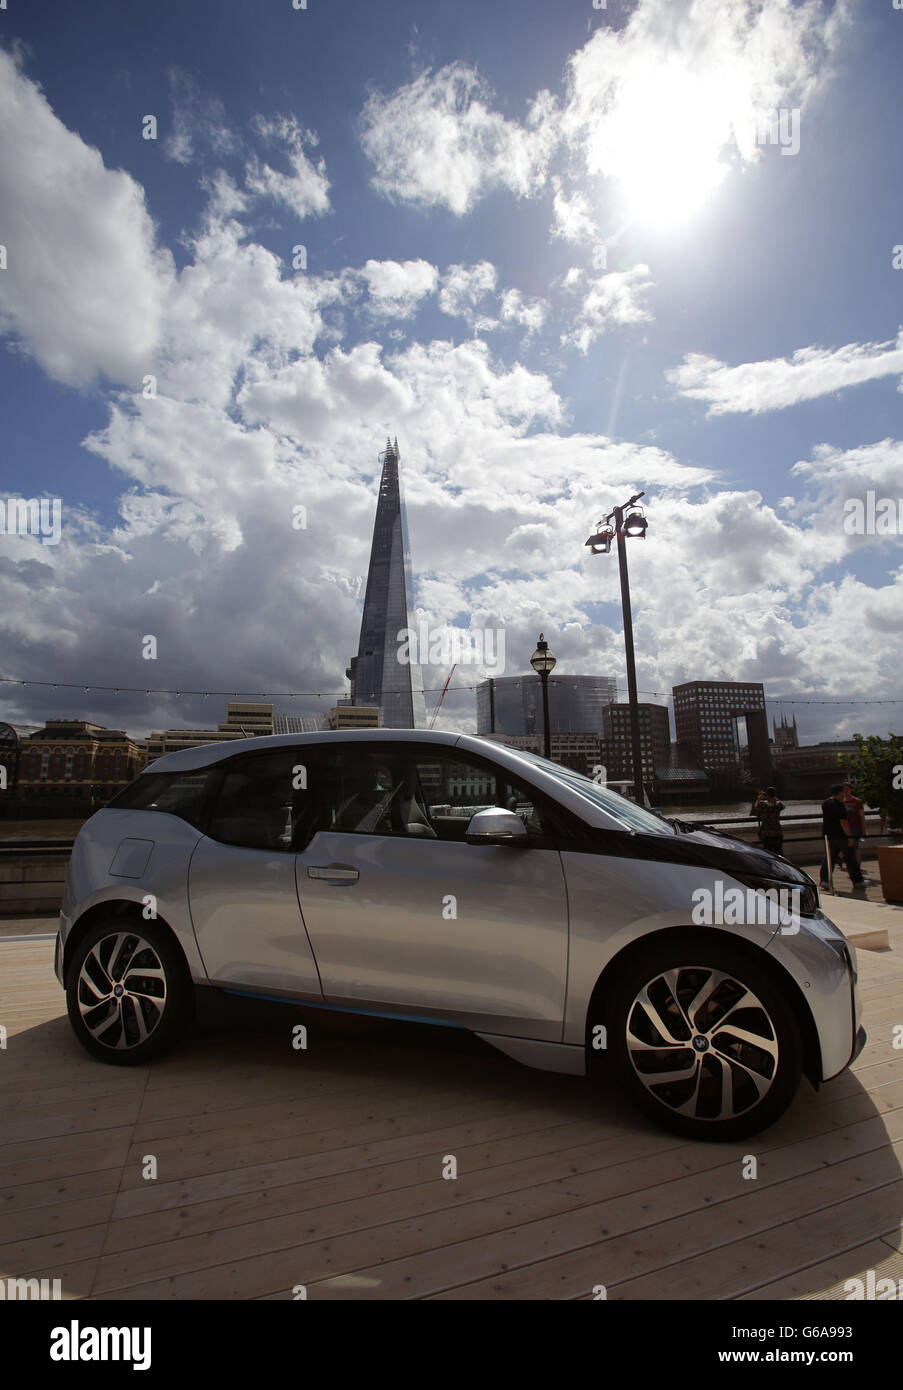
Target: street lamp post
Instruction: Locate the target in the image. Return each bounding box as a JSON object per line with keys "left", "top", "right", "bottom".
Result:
{"left": 530, "top": 633, "right": 556, "bottom": 760}
{"left": 585, "top": 492, "right": 649, "bottom": 805}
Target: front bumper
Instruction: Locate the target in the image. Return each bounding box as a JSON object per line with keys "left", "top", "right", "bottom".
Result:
{"left": 766, "top": 909, "right": 862, "bottom": 1082}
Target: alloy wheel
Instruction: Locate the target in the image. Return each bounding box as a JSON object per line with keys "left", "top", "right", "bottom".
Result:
{"left": 625, "top": 965, "right": 780, "bottom": 1122}
{"left": 76, "top": 931, "right": 167, "bottom": 1051}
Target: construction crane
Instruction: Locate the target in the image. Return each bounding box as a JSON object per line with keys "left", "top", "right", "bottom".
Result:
{"left": 429, "top": 665, "right": 456, "bottom": 730}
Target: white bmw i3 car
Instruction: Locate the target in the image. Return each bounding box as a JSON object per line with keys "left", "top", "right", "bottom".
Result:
{"left": 55, "top": 729, "right": 864, "bottom": 1141}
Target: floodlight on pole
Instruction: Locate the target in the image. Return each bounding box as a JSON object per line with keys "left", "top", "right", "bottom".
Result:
{"left": 585, "top": 492, "right": 649, "bottom": 805}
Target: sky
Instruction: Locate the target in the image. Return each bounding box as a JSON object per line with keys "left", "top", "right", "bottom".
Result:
{"left": 0, "top": 0, "right": 901, "bottom": 745}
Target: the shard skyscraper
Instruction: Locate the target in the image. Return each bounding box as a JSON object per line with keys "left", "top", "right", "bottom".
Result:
{"left": 346, "top": 437, "right": 427, "bottom": 728}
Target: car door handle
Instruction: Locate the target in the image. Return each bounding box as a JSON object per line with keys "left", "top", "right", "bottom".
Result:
{"left": 307, "top": 865, "right": 359, "bottom": 882}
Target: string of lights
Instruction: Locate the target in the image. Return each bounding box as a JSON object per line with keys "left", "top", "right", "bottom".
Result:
{"left": 1, "top": 676, "right": 901, "bottom": 706}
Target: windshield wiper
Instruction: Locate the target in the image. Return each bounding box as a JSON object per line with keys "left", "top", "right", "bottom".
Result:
{"left": 668, "top": 817, "right": 697, "bottom": 834}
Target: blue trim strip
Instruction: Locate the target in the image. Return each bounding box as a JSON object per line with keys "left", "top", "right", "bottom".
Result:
{"left": 219, "top": 987, "right": 464, "bottom": 1029}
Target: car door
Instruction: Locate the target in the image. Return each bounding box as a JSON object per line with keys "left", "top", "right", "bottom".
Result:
{"left": 295, "top": 743, "right": 570, "bottom": 1040}
{"left": 187, "top": 747, "right": 322, "bottom": 998}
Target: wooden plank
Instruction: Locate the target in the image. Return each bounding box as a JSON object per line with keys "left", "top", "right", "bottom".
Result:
{"left": 0, "top": 1168, "right": 123, "bottom": 1216}
{"left": 102, "top": 1122, "right": 671, "bottom": 1256}
{"left": 110, "top": 1114, "right": 615, "bottom": 1221}
{"left": 0, "top": 1131, "right": 134, "bottom": 1188}
{"left": 100, "top": 1107, "right": 903, "bottom": 1301}
{"left": 607, "top": 1177, "right": 903, "bottom": 1301}
{"left": 0, "top": 1221, "right": 109, "bottom": 1277}
{"left": 0, "top": 1192, "right": 117, "bottom": 1245}
{"left": 114, "top": 1092, "right": 583, "bottom": 1191}
{"left": 431, "top": 1134, "right": 903, "bottom": 1302}
{"left": 740, "top": 1237, "right": 903, "bottom": 1300}
{"left": 2, "top": 1103, "right": 142, "bottom": 1146}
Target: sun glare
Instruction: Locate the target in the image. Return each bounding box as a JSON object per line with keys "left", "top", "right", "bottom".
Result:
{"left": 602, "top": 65, "right": 731, "bottom": 228}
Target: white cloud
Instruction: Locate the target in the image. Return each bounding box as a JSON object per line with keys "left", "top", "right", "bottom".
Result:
{"left": 245, "top": 114, "right": 330, "bottom": 219}
{"left": 149, "top": 215, "right": 343, "bottom": 412}
{"left": 550, "top": 178, "right": 597, "bottom": 243}
{"left": 0, "top": 49, "right": 172, "bottom": 388}
{"left": 499, "top": 288, "right": 548, "bottom": 336}
{"left": 359, "top": 258, "right": 438, "bottom": 318}
{"left": 360, "top": 63, "right": 558, "bottom": 215}
{"left": 559, "top": 0, "right": 849, "bottom": 225}
{"left": 163, "top": 68, "right": 237, "bottom": 166}
{"left": 667, "top": 332, "right": 903, "bottom": 415}
{"left": 356, "top": 0, "right": 847, "bottom": 237}
{"left": 438, "top": 261, "right": 498, "bottom": 331}
{"left": 201, "top": 170, "right": 250, "bottom": 221}
{"left": 3, "top": 23, "right": 902, "bottom": 746}
{"left": 562, "top": 266, "right": 654, "bottom": 353}
{"left": 790, "top": 439, "right": 903, "bottom": 549}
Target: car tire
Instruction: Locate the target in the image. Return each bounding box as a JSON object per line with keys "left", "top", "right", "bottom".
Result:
{"left": 603, "top": 937, "right": 803, "bottom": 1141}
{"left": 65, "top": 918, "right": 193, "bottom": 1066}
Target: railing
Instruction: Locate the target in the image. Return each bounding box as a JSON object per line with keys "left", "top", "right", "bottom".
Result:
{"left": 0, "top": 840, "right": 75, "bottom": 855}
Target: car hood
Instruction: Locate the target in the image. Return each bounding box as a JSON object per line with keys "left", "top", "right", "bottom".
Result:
{"left": 586, "top": 823, "right": 814, "bottom": 886}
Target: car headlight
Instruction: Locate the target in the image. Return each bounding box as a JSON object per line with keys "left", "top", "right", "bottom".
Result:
{"left": 732, "top": 872, "right": 819, "bottom": 918}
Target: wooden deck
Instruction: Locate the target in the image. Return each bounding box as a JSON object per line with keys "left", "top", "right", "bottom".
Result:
{"left": 1, "top": 926, "right": 903, "bottom": 1300}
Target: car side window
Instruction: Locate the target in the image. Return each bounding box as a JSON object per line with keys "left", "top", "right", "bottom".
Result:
{"left": 316, "top": 751, "right": 415, "bottom": 837}
{"left": 107, "top": 769, "right": 212, "bottom": 830}
{"left": 418, "top": 753, "right": 556, "bottom": 842}
{"left": 206, "top": 750, "right": 315, "bottom": 851}
{"left": 311, "top": 747, "right": 560, "bottom": 843}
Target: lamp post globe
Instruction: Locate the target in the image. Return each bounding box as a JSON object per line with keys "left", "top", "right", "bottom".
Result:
{"left": 530, "top": 633, "right": 556, "bottom": 759}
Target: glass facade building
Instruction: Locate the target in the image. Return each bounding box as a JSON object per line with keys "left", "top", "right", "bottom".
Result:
{"left": 476, "top": 674, "right": 619, "bottom": 737}
{"left": 346, "top": 439, "right": 426, "bottom": 729}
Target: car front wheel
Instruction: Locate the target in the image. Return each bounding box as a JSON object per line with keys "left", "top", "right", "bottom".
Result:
{"left": 65, "top": 919, "right": 192, "bottom": 1065}
{"left": 605, "top": 938, "right": 803, "bottom": 1141}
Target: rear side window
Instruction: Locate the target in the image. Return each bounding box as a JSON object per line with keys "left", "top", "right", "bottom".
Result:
{"left": 206, "top": 750, "right": 304, "bottom": 851}
{"left": 106, "top": 770, "right": 213, "bottom": 830}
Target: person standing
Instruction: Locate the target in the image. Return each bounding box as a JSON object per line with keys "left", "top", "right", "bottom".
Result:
{"left": 820, "top": 784, "right": 865, "bottom": 889}
{"left": 842, "top": 781, "right": 866, "bottom": 865}
{"left": 755, "top": 787, "right": 786, "bottom": 857}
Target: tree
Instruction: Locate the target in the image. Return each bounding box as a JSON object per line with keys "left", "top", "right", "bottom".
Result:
{"left": 839, "top": 734, "right": 903, "bottom": 829}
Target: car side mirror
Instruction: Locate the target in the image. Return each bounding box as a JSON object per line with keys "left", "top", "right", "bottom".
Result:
{"left": 465, "top": 807, "right": 529, "bottom": 846}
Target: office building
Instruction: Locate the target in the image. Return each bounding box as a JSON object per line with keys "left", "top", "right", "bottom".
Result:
{"left": 346, "top": 437, "right": 426, "bottom": 728}
{"left": 477, "top": 674, "right": 618, "bottom": 737}
{"left": 145, "top": 701, "right": 275, "bottom": 761}
{"left": 672, "top": 680, "right": 771, "bottom": 787}
{"left": 600, "top": 702, "right": 671, "bottom": 788}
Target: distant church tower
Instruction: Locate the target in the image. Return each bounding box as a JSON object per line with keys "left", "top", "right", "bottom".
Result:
{"left": 773, "top": 713, "right": 799, "bottom": 749}
{"left": 346, "top": 437, "right": 426, "bottom": 728}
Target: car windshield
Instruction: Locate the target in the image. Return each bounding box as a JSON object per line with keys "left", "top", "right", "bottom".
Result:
{"left": 507, "top": 750, "right": 676, "bottom": 836}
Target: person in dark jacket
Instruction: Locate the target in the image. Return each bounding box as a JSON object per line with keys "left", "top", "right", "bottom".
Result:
{"left": 755, "top": 786, "right": 785, "bottom": 857}
{"left": 820, "top": 784, "right": 866, "bottom": 889}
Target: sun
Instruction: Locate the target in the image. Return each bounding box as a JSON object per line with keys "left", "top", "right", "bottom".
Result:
{"left": 597, "top": 64, "right": 732, "bottom": 229}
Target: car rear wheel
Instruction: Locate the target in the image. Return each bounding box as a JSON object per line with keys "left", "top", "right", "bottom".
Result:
{"left": 604, "top": 938, "right": 803, "bottom": 1141}
{"left": 65, "top": 919, "right": 193, "bottom": 1065}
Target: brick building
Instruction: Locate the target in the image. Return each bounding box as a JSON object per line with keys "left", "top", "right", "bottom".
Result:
{"left": 16, "top": 721, "right": 145, "bottom": 803}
